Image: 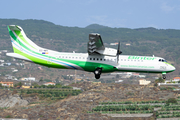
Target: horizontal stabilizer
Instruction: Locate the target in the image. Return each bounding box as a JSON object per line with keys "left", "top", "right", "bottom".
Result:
{"left": 8, "top": 25, "right": 22, "bottom": 31}
{"left": 6, "top": 53, "right": 31, "bottom": 62}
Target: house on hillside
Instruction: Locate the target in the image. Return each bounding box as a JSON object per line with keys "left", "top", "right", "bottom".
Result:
{"left": 139, "top": 79, "right": 151, "bottom": 85}
{"left": 0, "top": 81, "right": 13, "bottom": 87}
{"left": 173, "top": 77, "right": 180, "bottom": 83}
{"left": 132, "top": 73, "right": 139, "bottom": 77}
{"left": 20, "top": 77, "right": 36, "bottom": 81}
{"left": 22, "top": 85, "right": 30, "bottom": 89}
{"left": 115, "top": 80, "right": 123, "bottom": 83}
{"left": 44, "top": 82, "right": 56, "bottom": 86}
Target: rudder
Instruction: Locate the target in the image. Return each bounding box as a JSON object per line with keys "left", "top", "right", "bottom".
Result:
{"left": 8, "top": 25, "right": 40, "bottom": 53}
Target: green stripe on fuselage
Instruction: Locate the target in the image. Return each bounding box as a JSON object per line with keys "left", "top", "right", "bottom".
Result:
{"left": 13, "top": 47, "right": 67, "bottom": 69}
{"left": 60, "top": 59, "right": 117, "bottom": 72}
{"left": 13, "top": 30, "right": 37, "bottom": 50}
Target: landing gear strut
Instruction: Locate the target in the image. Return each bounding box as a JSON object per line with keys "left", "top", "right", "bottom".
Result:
{"left": 94, "top": 67, "right": 102, "bottom": 79}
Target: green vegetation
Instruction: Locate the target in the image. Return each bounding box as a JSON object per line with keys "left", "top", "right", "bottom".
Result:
{"left": 93, "top": 105, "right": 154, "bottom": 111}
{"left": 156, "top": 105, "right": 180, "bottom": 118}
{"left": 31, "top": 83, "right": 72, "bottom": 89}
{"left": 5, "top": 115, "right": 12, "bottom": 118}
{"left": 19, "top": 88, "right": 82, "bottom": 100}
{"left": 14, "top": 82, "right": 22, "bottom": 87}
{"left": 89, "top": 98, "right": 180, "bottom": 119}
{"left": 166, "top": 98, "right": 177, "bottom": 104}
{"left": 99, "top": 100, "right": 166, "bottom": 105}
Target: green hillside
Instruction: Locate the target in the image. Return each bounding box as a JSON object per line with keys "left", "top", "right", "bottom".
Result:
{"left": 0, "top": 18, "right": 180, "bottom": 66}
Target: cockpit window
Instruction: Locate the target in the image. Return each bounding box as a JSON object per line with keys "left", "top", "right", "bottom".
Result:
{"left": 159, "top": 59, "right": 167, "bottom": 62}
{"left": 164, "top": 59, "right": 167, "bottom": 62}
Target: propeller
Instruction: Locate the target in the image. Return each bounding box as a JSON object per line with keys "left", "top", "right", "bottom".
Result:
{"left": 116, "top": 41, "right": 122, "bottom": 63}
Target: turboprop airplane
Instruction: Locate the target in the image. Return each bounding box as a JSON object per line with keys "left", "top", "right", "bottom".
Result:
{"left": 6, "top": 25, "right": 175, "bottom": 79}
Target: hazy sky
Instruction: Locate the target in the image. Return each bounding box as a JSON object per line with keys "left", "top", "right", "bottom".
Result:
{"left": 1, "top": 0, "right": 180, "bottom": 29}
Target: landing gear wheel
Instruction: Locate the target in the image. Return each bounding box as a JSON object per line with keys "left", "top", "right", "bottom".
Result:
{"left": 162, "top": 75, "right": 166, "bottom": 79}
{"left": 95, "top": 74, "right": 100, "bottom": 79}
{"left": 94, "top": 68, "right": 102, "bottom": 79}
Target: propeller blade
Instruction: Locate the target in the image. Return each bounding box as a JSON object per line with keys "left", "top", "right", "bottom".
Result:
{"left": 117, "top": 41, "right": 122, "bottom": 63}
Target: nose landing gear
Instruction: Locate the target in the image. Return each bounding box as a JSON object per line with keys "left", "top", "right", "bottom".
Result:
{"left": 162, "top": 72, "right": 166, "bottom": 79}
{"left": 94, "top": 67, "right": 102, "bottom": 79}
{"left": 162, "top": 74, "right": 166, "bottom": 79}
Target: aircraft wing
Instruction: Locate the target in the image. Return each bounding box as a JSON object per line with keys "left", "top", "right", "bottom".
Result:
{"left": 88, "top": 33, "right": 117, "bottom": 56}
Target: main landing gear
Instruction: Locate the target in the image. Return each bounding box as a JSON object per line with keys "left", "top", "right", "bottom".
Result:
{"left": 94, "top": 67, "right": 102, "bottom": 79}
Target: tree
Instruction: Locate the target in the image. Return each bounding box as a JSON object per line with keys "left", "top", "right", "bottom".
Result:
{"left": 155, "top": 77, "right": 165, "bottom": 85}
{"left": 14, "top": 82, "right": 23, "bottom": 87}
{"left": 166, "top": 98, "right": 177, "bottom": 104}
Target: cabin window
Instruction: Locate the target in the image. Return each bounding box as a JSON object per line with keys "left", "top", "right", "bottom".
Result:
{"left": 76, "top": 57, "right": 78, "bottom": 59}
{"left": 97, "top": 58, "right": 99, "bottom": 61}
{"left": 93, "top": 58, "right": 95, "bottom": 60}
{"left": 104, "top": 59, "right": 106, "bottom": 61}
{"left": 79, "top": 57, "right": 81, "bottom": 59}
{"left": 59, "top": 56, "right": 61, "bottom": 58}
{"left": 159, "top": 59, "right": 162, "bottom": 62}
{"left": 90, "top": 58, "right": 92, "bottom": 60}
{"left": 62, "top": 56, "right": 64, "bottom": 58}
{"left": 100, "top": 58, "right": 102, "bottom": 61}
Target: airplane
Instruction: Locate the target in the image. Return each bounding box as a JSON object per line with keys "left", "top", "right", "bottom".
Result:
{"left": 6, "top": 25, "right": 175, "bottom": 79}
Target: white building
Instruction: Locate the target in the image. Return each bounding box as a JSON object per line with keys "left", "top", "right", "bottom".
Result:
{"left": 115, "top": 80, "right": 123, "bottom": 83}
{"left": 20, "top": 77, "right": 36, "bottom": 81}
{"left": 28, "top": 77, "right": 35, "bottom": 81}
{"left": 0, "top": 60, "right": 4, "bottom": 62}
{"left": 139, "top": 79, "right": 151, "bottom": 85}
{"left": 139, "top": 75, "right": 146, "bottom": 78}
{"left": 44, "top": 82, "right": 56, "bottom": 86}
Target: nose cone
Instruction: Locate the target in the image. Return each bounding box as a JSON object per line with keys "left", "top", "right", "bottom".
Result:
{"left": 171, "top": 65, "right": 176, "bottom": 71}
{"left": 169, "top": 64, "right": 176, "bottom": 72}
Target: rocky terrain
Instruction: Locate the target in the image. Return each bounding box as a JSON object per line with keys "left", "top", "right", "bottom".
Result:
{"left": 0, "top": 82, "right": 178, "bottom": 119}
{"left": 0, "top": 90, "right": 28, "bottom": 108}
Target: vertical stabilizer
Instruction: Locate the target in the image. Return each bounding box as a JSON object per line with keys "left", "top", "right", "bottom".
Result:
{"left": 8, "top": 25, "right": 40, "bottom": 53}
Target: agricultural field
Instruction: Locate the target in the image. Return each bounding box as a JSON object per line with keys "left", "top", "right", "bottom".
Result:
{"left": 156, "top": 97, "right": 180, "bottom": 119}
{"left": 18, "top": 88, "right": 82, "bottom": 100}
{"left": 88, "top": 98, "right": 180, "bottom": 119}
